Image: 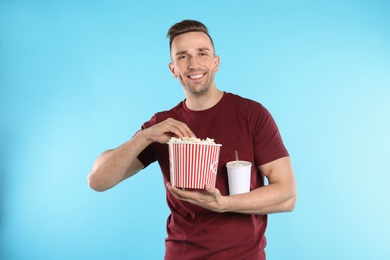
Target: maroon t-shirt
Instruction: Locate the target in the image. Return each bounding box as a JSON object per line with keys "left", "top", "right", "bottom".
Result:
{"left": 138, "top": 92, "right": 289, "bottom": 259}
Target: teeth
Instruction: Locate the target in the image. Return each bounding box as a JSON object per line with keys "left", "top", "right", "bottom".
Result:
{"left": 189, "top": 74, "right": 203, "bottom": 79}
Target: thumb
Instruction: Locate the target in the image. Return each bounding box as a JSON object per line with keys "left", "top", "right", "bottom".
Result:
{"left": 204, "top": 184, "right": 215, "bottom": 193}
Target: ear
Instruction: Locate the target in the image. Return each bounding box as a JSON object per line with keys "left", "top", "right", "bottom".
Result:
{"left": 168, "top": 63, "right": 177, "bottom": 78}
{"left": 214, "top": 56, "right": 220, "bottom": 72}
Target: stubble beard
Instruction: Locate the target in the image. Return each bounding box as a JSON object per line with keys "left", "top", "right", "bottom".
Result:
{"left": 180, "top": 70, "right": 215, "bottom": 96}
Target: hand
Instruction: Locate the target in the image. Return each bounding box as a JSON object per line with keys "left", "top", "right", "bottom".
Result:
{"left": 166, "top": 182, "right": 227, "bottom": 213}
{"left": 143, "top": 118, "right": 195, "bottom": 144}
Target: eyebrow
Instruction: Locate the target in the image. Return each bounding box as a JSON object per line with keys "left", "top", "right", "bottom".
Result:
{"left": 175, "top": 51, "right": 188, "bottom": 56}
{"left": 175, "top": 48, "right": 212, "bottom": 56}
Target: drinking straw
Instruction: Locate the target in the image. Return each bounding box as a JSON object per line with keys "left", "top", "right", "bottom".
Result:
{"left": 235, "top": 151, "right": 239, "bottom": 162}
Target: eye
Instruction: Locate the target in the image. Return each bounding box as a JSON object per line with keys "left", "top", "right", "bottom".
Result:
{"left": 200, "top": 52, "right": 207, "bottom": 56}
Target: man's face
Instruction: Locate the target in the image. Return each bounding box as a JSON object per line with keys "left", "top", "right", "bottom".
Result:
{"left": 169, "top": 32, "right": 220, "bottom": 96}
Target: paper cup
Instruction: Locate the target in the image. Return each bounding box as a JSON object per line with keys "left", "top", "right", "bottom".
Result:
{"left": 226, "top": 161, "right": 252, "bottom": 195}
{"left": 168, "top": 142, "right": 222, "bottom": 189}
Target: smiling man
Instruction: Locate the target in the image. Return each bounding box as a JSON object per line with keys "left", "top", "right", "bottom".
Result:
{"left": 88, "top": 20, "right": 297, "bottom": 259}
{"left": 168, "top": 31, "right": 219, "bottom": 99}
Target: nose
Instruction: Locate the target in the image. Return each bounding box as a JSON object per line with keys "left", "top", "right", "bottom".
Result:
{"left": 188, "top": 56, "right": 200, "bottom": 70}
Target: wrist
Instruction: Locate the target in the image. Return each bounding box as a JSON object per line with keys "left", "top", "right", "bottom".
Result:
{"left": 128, "top": 130, "right": 153, "bottom": 152}
{"left": 134, "top": 129, "right": 153, "bottom": 144}
{"left": 220, "top": 195, "right": 232, "bottom": 213}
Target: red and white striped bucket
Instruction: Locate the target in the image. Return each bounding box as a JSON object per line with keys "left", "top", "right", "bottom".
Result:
{"left": 168, "top": 142, "right": 222, "bottom": 189}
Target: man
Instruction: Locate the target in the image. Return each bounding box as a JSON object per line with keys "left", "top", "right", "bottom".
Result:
{"left": 88, "top": 20, "right": 297, "bottom": 259}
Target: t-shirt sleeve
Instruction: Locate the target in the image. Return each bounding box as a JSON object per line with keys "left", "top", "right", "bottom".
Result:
{"left": 250, "top": 102, "right": 289, "bottom": 166}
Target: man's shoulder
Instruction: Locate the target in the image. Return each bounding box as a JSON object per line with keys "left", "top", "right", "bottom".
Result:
{"left": 152, "top": 100, "right": 185, "bottom": 121}
{"left": 224, "top": 92, "right": 265, "bottom": 110}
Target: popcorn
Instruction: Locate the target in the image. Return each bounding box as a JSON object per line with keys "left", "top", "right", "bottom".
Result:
{"left": 168, "top": 137, "right": 217, "bottom": 145}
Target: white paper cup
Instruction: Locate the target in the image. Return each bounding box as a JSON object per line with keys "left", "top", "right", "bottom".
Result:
{"left": 226, "top": 161, "right": 252, "bottom": 195}
{"left": 168, "top": 142, "right": 222, "bottom": 189}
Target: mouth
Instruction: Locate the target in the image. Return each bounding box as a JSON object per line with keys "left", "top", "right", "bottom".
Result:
{"left": 187, "top": 73, "right": 206, "bottom": 80}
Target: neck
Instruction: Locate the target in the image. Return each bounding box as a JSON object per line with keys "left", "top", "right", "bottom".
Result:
{"left": 184, "top": 86, "right": 223, "bottom": 111}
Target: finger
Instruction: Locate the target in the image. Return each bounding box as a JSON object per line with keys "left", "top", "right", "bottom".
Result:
{"left": 166, "top": 182, "right": 177, "bottom": 192}
{"left": 204, "top": 184, "right": 214, "bottom": 193}
{"left": 172, "top": 125, "right": 195, "bottom": 139}
{"left": 166, "top": 183, "right": 199, "bottom": 202}
{"left": 167, "top": 118, "right": 196, "bottom": 138}
{"left": 166, "top": 183, "right": 185, "bottom": 197}
{"left": 181, "top": 125, "right": 196, "bottom": 138}
{"left": 166, "top": 183, "right": 182, "bottom": 199}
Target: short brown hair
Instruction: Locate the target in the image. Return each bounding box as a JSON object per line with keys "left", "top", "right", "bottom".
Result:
{"left": 167, "top": 20, "right": 215, "bottom": 54}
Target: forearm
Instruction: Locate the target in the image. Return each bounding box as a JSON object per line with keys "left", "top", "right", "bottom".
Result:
{"left": 167, "top": 157, "right": 297, "bottom": 215}
{"left": 222, "top": 182, "right": 297, "bottom": 215}
{"left": 88, "top": 130, "right": 150, "bottom": 191}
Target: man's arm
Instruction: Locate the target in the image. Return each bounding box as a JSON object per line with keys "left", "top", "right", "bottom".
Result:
{"left": 87, "top": 132, "right": 148, "bottom": 192}
{"left": 88, "top": 118, "right": 195, "bottom": 192}
{"left": 166, "top": 156, "right": 297, "bottom": 215}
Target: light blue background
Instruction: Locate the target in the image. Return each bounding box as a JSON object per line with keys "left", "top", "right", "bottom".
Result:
{"left": 1, "top": 0, "right": 389, "bottom": 259}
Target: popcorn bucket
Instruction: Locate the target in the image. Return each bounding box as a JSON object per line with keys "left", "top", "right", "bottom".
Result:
{"left": 168, "top": 142, "right": 222, "bottom": 189}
